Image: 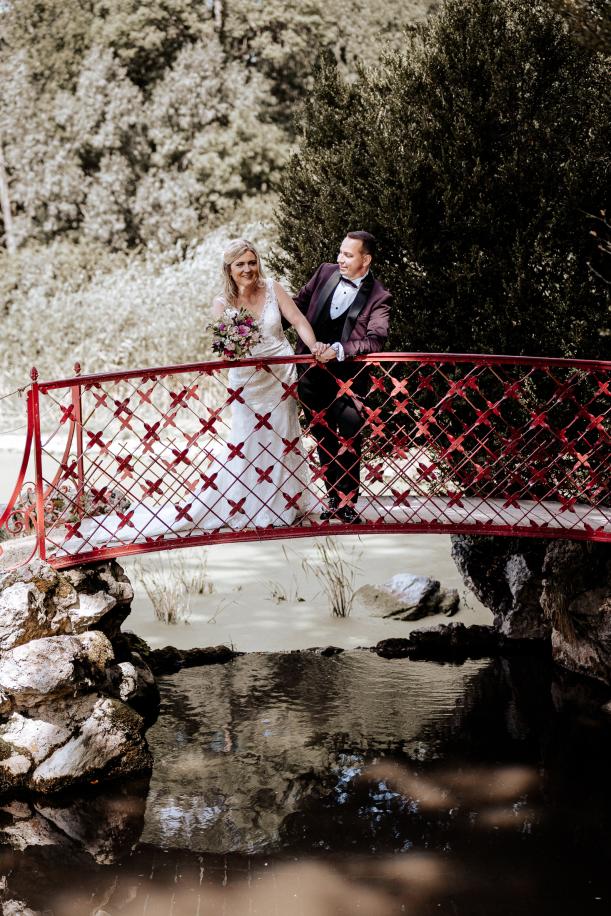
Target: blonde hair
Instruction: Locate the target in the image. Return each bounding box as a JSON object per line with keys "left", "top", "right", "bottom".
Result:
{"left": 221, "top": 238, "right": 266, "bottom": 307}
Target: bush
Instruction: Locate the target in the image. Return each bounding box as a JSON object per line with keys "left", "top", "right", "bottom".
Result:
{"left": 0, "top": 205, "right": 275, "bottom": 427}
{"left": 273, "top": 0, "right": 610, "bottom": 360}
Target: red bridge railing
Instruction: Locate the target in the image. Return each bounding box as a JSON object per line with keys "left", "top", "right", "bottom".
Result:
{"left": 1, "top": 353, "right": 609, "bottom": 570}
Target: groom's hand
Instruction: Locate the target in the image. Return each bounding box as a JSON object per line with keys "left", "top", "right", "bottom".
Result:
{"left": 315, "top": 346, "right": 337, "bottom": 363}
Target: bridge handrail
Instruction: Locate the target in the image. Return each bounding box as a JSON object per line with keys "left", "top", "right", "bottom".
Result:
{"left": 36, "top": 351, "right": 611, "bottom": 391}
{"left": 1, "top": 351, "right": 609, "bottom": 571}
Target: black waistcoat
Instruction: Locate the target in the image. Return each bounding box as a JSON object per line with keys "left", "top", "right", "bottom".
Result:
{"left": 314, "top": 293, "right": 349, "bottom": 343}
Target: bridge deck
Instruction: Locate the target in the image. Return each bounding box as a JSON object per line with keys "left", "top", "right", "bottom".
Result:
{"left": 2, "top": 494, "right": 608, "bottom": 573}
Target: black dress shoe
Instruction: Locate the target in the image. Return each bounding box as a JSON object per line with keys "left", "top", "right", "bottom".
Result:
{"left": 337, "top": 506, "right": 362, "bottom": 524}
{"left": 320, "top": 495, "right": 339, "bottom": 520}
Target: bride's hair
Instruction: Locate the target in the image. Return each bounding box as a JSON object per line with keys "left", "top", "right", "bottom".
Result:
{"left": 221, "top": 238, "right": 266, "bottom": 307}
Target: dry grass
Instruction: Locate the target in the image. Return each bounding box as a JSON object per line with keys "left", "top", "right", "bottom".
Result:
{"left": 133, "top": 551, "right": 213, "bottom": 625}
{"left": 302, "top": 537, "right": 362, "bottom": 618}
{"left": 267, "top": 545, "right": 306, "bottom": 604}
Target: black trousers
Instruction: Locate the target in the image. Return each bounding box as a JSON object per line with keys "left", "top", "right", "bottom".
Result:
{"left": 298, "top": 364, "right": 367, "bottom": 505}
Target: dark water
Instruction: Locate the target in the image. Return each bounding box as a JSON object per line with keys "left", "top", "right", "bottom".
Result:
{"left": 2, "top": 651, "right": 611, "bottom": 915}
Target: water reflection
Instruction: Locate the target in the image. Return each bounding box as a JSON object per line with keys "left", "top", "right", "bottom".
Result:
{"left": 1, "top": 652, "right": 611, "bottom": 914}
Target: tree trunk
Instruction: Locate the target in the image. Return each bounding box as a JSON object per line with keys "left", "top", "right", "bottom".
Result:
{"left": 0, "top": 142, "right": 16, "bottom": 255}
{"left": 212, "top": 0, "right": 225, "bottom": 40}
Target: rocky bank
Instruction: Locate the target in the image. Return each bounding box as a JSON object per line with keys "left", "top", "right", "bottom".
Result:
{"left": 0, "top": 560, "right": 158, "bottom": 794}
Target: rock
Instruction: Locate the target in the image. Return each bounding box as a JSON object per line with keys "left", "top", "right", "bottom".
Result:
{"left": 180, "top": 645, "right": 237, "bottom": 669}
{"left": 0, "top": 778, "right": 149, "bottom": 865}
{"left": 375, "top": 623, "right": 549, "bottom": 661}
{"left": 355, "top": 574, "right": 442, "bottom": 620}
{"left": 541, "top": 541, "right": 611, "bottom": 684}
{"left": 355, "top": 574, "right": 461, "bottom": 621}
{"left": 0, "top": 632, "right": 114, "bottom": 708}
{"left": 451, "top": 535, "right": 549, "bottom": 638}
{"left": 106, "top": 652, "right": 160, "bottom": 726}
{"left": 31, "top": 696, "right": 151, "bottom": 793}
{"left": 451, "top": 535, "right": 611, "bottom": 684}
{"left": 438, "top": 588, "right": 460, "bottom": 616}
{"left": 0, "top": 559, "right": 159, "bottom": 795}
{"left": 142, "top": 643, "right": 238, "bottom": 675}
{"left": 0, "top": 694, "right": 151, "bottom": 795}
{"left": 0, "top": 559, "right": 133, "bottom": 651}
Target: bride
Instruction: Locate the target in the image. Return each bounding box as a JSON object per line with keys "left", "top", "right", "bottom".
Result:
{"left": 61, "top": 239, "right": 323, "bottom": 551}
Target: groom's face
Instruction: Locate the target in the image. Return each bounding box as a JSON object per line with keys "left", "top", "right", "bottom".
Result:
{"left": 337, "top": 237, "right": 371, "bottom": 280}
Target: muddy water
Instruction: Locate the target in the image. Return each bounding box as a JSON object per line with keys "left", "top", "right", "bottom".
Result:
{"left": 2, "top": 651, "right": 611, "bottom": 915}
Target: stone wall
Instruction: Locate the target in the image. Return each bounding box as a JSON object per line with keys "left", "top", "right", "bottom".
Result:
{"left": 451, "top": 535, "right": 611, "bottom": 684}
{"left": 0, "top": 560, "right": 158, "bottom": 795}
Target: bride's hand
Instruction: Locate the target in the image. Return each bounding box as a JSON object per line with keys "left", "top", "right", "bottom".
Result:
{"left": 311, "top": 341, "right": 329, "bottom": 359}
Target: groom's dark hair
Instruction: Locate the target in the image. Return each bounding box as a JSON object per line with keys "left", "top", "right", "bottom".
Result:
{"left": 347, "top": 230, "right": 377, "bottom": 258}
{"left": 346, "top": 229, "right": 378, "bottom": 258}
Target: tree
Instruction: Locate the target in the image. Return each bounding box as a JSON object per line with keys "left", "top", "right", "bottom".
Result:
{"left": 274, "top": 0, "right": 610, "bottom": 360}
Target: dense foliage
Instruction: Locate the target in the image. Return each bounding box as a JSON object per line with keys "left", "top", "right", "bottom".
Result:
{"left": 0, "top": 0, "right": 435, "bottom": 251}
{"left": 274, "top": 0, "right": 610, "bottom": 359}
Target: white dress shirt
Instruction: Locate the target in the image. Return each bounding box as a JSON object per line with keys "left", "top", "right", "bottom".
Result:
{"left": 328, "top": 271, "right": 369, "bottom": 361}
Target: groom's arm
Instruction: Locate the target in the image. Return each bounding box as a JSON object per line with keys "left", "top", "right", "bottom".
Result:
{"left": 343, "top": 292, "right": 392, "bottom": 358}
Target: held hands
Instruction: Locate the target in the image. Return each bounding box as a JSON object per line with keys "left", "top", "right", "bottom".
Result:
{"left": 311, "top": 341, "right": 337, "bottom": 362}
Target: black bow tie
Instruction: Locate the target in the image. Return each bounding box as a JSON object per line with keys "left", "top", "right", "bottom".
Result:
{"left": 340, "top": 277, "right": 358, "bottom": 289}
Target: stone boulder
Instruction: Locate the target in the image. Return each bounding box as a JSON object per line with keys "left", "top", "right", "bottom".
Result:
{"left": 354, "top": 573, "right": 459, "bottom": 621}
{"left": 0, "top": 631, "right": 114, "bottom": 710}
{"left": 0, "top": 559, "right": 157, "bottom": 795}
{"left": 0, "top": 559, "right": 133, "bottom": 652}
{"left": 451, "top": 535, "right": 611, "bottom": 684}
{"left": 0, "top": 694, "right": 151, "bottom": 794}
{"left": 450, "top": 536, "right": 549, "bottom": 639}
{"left": 541, "top": 540, "right": 611, "bottom": 684}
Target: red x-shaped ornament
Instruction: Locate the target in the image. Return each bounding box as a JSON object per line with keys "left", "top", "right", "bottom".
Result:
{"left": 86, "top": 430, "right": 107, "bottom": 451}
{"left": 282, "top": 490, "right": 302, "bottom": 511}
{"left": 199, "top": 410, "right": 221, "bottom": 435}
{"left": 90, "top": 486, "right": 109, "bottom": 505}
{"left": 116, "top": 454, "right": 134, "bottom": 475}
{"left": 116, "top": 511, "right": 135, "bottom": 530}
{"left": 391, "top": 488, "right": 411, "bottom": 506}
{"left": 63, "top": 522, "right": 82, "bottom": 541}
{"left": 256, "top": 465, "right": 274, "bottom": 484}
{"left": 225, "top": 386, "right": 246, "bottom": 406}
{"left": 175, "top": 503, "right": 193, "bottom": 522}
{"left": 60, "top": 404, "right": 75, "bottom": 425}
{"left": 254, "top": 412, "right": 273, "bottom": 431}
{"left": 171, "top": 447, "right": 191, "bottom": 467}
{"left": 227, "top": 441, "right": 246, "bottom": 461}
{"left": 141, "top": 478, "right": 163, "bottom": 498}
{"left": 61, "top": 460, "right": 78, "bottom": 481}
{"left": 228, "top": 497, "right": 246, "bottom": 516}
{"left": 282, "top": 437, "right": 300, "bottom": 455}
{"left": 281, "top": 380, "right": 299, "bottom": 402}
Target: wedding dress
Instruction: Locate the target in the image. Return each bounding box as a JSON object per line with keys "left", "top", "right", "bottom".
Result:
{"left": 60, "top": 279, "right": 313, "bottom": 552}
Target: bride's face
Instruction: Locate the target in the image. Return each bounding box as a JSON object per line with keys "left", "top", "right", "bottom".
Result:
{"left": 230, "top": 250, "right": 259, "bottom": 287}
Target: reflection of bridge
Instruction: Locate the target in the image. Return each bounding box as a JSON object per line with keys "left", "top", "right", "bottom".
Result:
{"left": 1, "top": 353, "right": 609, "bottom": 570}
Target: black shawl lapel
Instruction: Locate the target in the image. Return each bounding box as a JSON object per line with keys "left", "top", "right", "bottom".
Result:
{"left": 341, "top": 272, "right": 374, "bottom": 343}
{"left": 310, "top": 270, "right": 341, "bottom": 327}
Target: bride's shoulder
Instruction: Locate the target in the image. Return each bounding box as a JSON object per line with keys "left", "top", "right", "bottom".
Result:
{"left": 211, "top": 296, "right": 226, "bottom": 317}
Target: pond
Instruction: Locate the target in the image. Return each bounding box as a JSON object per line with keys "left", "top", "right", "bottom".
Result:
{"left": 2, "top": 650, "right": 611, "bottom": 914}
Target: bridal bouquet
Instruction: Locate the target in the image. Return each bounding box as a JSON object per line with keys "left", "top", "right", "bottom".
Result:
{"left": 208, "top": 307, "right": 262, "bottom": 359}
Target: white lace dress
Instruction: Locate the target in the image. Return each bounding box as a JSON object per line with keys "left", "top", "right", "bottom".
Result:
{"left": 63, "top": 279, "right": 312, "bottom": 551}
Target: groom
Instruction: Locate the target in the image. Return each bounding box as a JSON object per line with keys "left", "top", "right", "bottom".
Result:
{"left": 294, "top": 231, "right": 391, "bottom": 524}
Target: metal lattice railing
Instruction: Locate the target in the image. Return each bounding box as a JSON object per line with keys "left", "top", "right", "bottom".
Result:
{"left": 1, "top": 353, "right": 609, "bottom": 570}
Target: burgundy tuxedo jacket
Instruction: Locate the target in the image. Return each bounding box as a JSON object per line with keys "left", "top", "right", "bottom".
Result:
{"left": 293, "top": 263, "right": 391, "bottom": 358}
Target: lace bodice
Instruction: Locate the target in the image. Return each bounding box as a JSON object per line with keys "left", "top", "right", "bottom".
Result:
{"left": 234, "top": 278, "right": 292, "bottom": 357}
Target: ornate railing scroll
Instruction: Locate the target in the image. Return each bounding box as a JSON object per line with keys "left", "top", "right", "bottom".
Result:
{"left": 1, "top": 353, "right": 609, "bottom": 571}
